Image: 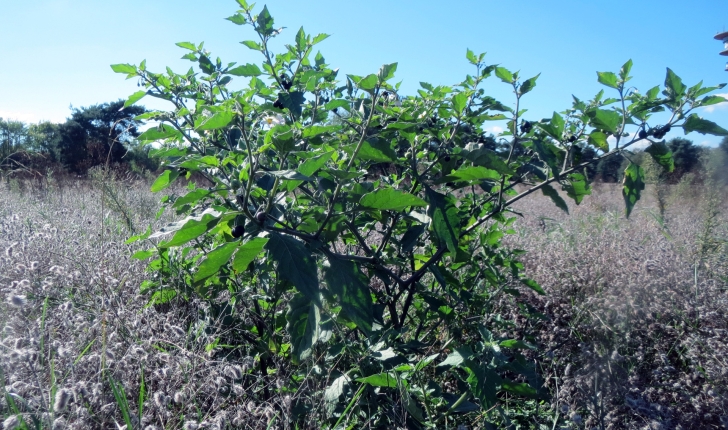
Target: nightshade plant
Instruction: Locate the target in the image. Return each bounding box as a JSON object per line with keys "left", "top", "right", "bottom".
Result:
{"left": 117, "top": 1, "right": 728, "bottom": 427}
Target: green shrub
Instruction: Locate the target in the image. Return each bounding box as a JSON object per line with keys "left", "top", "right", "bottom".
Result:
{"left": 120, "top": 1, "right": 728, "bottom": 427}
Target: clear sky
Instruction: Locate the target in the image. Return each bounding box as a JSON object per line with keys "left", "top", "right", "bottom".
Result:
{"left": 2, "top": 0, "right": 728, "bottom": 146}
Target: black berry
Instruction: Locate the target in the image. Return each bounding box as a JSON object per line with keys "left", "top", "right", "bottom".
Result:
{"left": 663, "top": 125, "right": 671, "bottom": 133}
{"left": 568, "top": 135, "right": 577, "bottom": 143}
{"left": 232, "top": 225, "right": 245, "bottom": 238}
{"left": 638, "top": 129, "right": 648, "bottom": 139}
{"left": 444, "top": 156, "right": 451, "bottom": 162}
{"left": 520, "top": 121, "right": 532, "bottom": 134}
{"left": 255, "top": 211, "right": 266, "bottom": 223}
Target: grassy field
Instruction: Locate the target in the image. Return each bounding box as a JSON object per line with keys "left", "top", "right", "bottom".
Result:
{"left": 0, "top": 171, "right": 726, "bottom": 429}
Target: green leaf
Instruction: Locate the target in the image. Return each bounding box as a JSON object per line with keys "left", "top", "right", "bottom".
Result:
{"left": 645, "top": 142, "right": 675, "bottom": 172}
{"left": 295, "top": 27, "right": 307, "bottom": 52}
{"left": 162, "top": 212, "right": 220, "bottom": 248}
{"left": 426, "top": 188, "right": 460, "bottom": 254}
{"left": 452, "top": 92, "right": 469, "bottom": 116}
{"left": 123, "top": 91, "right": 147, "bottom": 109}
{"left": 499, "top": 339, "right": 535, "bottom": 349}
{"left": 175, "top": 41, "right": 197, "bottom": 51}
{"left": 357, "top": 138, "right": 397, "bottom": 162}
{"left": 439, "top": 166, "right": 500, "bottom": 184}
{"left": 540, "top": 184, "right": 568, "bottom": 214}
{"left": 436, "top": 346, "right": 473, "bottom": 371}
{"left": 495, "top": 66, "right": 513, "bottom": 83}
{"left": 146, "top": 289, "right": 177, "bottom": 307}
{"left": 240, "top": 40, "right": 262, "bottom": 50}
{"left": 539, "top": 112, "right": 565, "bottom": 140}
{"left": 597, "top": 71, "right": 619, "bottom": 89}
{"left": 682, "top": 113, "right": 728, "bottom": 136}
{"left": 665, "top": 67, "right": 686, "bottom": 97}
{"left": 324, "top": 258, "right": 373, "bottom": 336}
{"left": 151, "top": 170, "right": 179, "bottom": 193}
{"left": 256, "top": 5, "right": 274, "bottom": 35}
{"left": 232, "top": 237, "right": 269, "bottom": 272}
{"left": 226, "top": 13, "right": 246, "bottom": 25}
{"left": 194, "top": 242, "right": 238, "bottom": 282}
{"left": 359, "top": 188, "right": 427, "bottom": 211}
{"left": 302, "top": 125, "right": 342, "bottom": 138}
{"left": 196, "top": 110, "right": 234, "bottom": 131}
{"left": 227, "top": 63, "right": 262, "bottom": 77}
{"left": 265, "top": 124, "right": 295, "bottom": 152}
{"left": 586, "top": 108, "right": 621, "bottom": 134}
{"left": 466, "top": 364, "right": 502, "bottom": 408}
{"left": 266, "top": 232, "right": 320, "bottom": 304}
{"left": 286, "top": 293, "right": 322, "bottom": 362}
{"left": 587, "top": 131, "right": 609, "bottom": 152}
{"left": 110, "top": 63, "right": 136, "bottom": 74}
{"left": 353, "top": 74, "right": 378, "bottom": 92}
{"left": 356, "top": 373, "right": 397, "bottom": 388}
{"left": 280, "top": 91, "right": 305, "bottom": 119}
{"left": 378, "top": 63, "right": 398, "bottom": 83}
{"left": 622, "top": 162, "right": 645, "bottom": 218}
{"left": 501, "top": 381, "right": 540, "bottom": 398}
{"left": 461, "top": 143, "right": 513, "bottom": 174}
{"left": 562, "top": 172, "right": 591, "bottom": 204}
{"left": 519, "top": 73, "right": 540, "bottom": 95}
{"left": 698, "top": 95, "right": 727, "bottom": 106}
{"left": 466, "top": 48, "right": 478, "bottom": 65}
{"left": 138, "top": 125, "right": 179, "bottom": 142}
{"left": 620, "top": 59, "right": 633, "bottom": 81}
{"left": 521, "top": 278, "right": 545, "bottom": 295}
{"left": 312, "top": 33, "right": 330, "bottom": 45}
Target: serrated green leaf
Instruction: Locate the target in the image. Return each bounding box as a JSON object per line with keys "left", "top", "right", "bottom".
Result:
{"left": 175, "top": 41, "right": 197, "bottom": 51}
{"left": 495, "top": 66, "right": 513, "bottom": 83}
{"left": 357, "top": 138, "right": 397, "bottom": 162}
{"left": 356, "top": 373, "right": 398, "bottom": 387}
{"left": 452, "top": 92, "right": 469, "bottom": 115}
{"left": 665, "top": 67, "right": 686, "bottom": 97}
{"left": 620, "top": 59, "right": 633, "bottom": 81}
{"left": 194, "top": 242, "right": 238, "bottom": 282}
{"left": 266, "top": 232, "right": 320, "bottom": 304}
{"left": 682, "top": 113, "right": 728, "bottom": 136}
{"left": 324, "top": 258, "right": 373, "bottom": 336}
{"left": 645, "top": 142, "right": 674, "bottom": 172}
{"left": 312, "top": 33, "right": 330, "bottom": 45}
{"left": 587, "top": 108, "right": 621, "bottom": 133}
{"left": 698, "top": 95, "right": 727, "bottom": 106}
{"left": 226, "top": 13, "right": 246, "bottom": 25}
{"left": 162, "top": 212, "right": 220, "bottom": 248}
{"left": 439, "top": 166, "right": 500, "bottom": 184}
{"left": 426, "top": 188, "right": 459, "bottom": 254}
{"left": 286, "top": 293, "right": 321, "bottom": 362}
{"left": 378, "top": 63, "right": 397, "bottom": 83}
{"left": 622, "top": 162, "right": 645, "bottom": 218}
{"left": 562, "top": 172, "right": 591, "bottom": 204}
{"left": 540, "top": 184, "right": 568, "bottom": 214}
{"left": 240, "top": 40, "right": 262, "bottom": 50}
{"left": 466, "top": 48, "right": 478, "bottom": 65}
{"left": 227, "top": 63, "right": 262, "bottom": 77}
{"left": 232, "top": 237, "right": 269, "bottom": 272}
{"left": 151, "top": 170, "right": 179, "bottom": 193}
{"left": 302, "top": 125, "right": 342, "bottom": 138}
{"left": 196, "top": 110, "right": 234, "bottom": 131}
{"left": 123, "top": 90, "right": 147, "bottom": 109}
{"left": 360, "top": 188, "right": 427, "bottom": 211}
{"left": 138, "top": 125, "right": 179, "bottom": 142}
{"left": 587, "top": 130, "right": 609, "bottom": 152}
{"left": 519, "top": 73, "right": 540, "bottom": 95}
{"left": 256, "top": 5, "right": 274, "bottom": 35}
{"left": 110, "top": 63, "right": 136, "bottom": 74}
{"left": 265, "top": 124, "right": 295, "bottom": 152}
{"left": 597, "top": 71, "right": 619, "bottom": 89}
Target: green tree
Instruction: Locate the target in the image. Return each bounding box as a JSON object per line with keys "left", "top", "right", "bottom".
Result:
{"left": 0, "top": 118, "right": 28, "bottom": 169}
{"left": 667, "top": 137, "right": 702, "bottom": 180}
{"left": 57, "top": 100, "right": 146, "bottom": 172}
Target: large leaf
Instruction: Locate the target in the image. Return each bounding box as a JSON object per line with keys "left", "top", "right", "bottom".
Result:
{"left": 426, "top": 188, "right": 460, "bottom": 254}
{"left": 196, "top": 110, "right": 234, "bottom": 131}
{"left": 645, "top": 142, "right": 675, "bottom": 172}
{"left": 194, "top": 242, "right": 238, "bottom": 282}
{"left": 161, "top": 212, "right": 220, "bottom": 248}
{"left": 438, "top": 166, "right": 500, "bottom": 184}
{"left": 495, "top": 66, "right": 513, "bottom": 83}
{"left": 587, "top": 108, "right": 620, "bottom": 133}
{"left": 562, "top": 172, "right": 591, "bottom": 204}
{"left": 324, "top": 375, "right": 350, "bottom": 414}
{"left": 359, "top": 188, "right": 427, "bottom": 211}
{"left": 123, "top": 90, "right": 147, "bottom": 109}
{"left": 465, "top": 363, "right": 502, "bottom": 409}
{"left": 587, "top": 131, "right": 609, "bottom": 152}
{"left": 540, "top": 183, "right": 568, "bottom": 214}
{"left": 138, "top": 124, "right": 180, "bottom": 142}
{"left": 256, "top": 5, "right": 274, "bottom": 35}
{"left": 150, "top": 170, "right": 179, "bottom": 192}
{"left": 597, "top": 71, "right": 619, "bottom": 89}
{"left": 227, "top": 63, "right": 262, "bottom": 77}
{"left": 266, "top": 232, "right": 320, "bottom": 304}
{"left": 436, "top": 346, "right": 473, "bottom": 371}
{"left": 324, "top": 258, "right": 373, "bottom": 336}
{"left": 110, "top": 63, "right": 136, "bottom": 75}
{"left": 286, "top": 293, "right": 322, "bottom": 362}
{"left": 357, "top": 138, "right": 397, "bottom": 162}
{"left": 356, "top": 373, "right": 398, "bottom": 388}
{"left": 232, "top": 237, "right": 269, "bottom": 272}
{"left": 519, "top": 73, "right": 540, "bottom": 95}
{"left": 280, "top": 91, "right": 305, "bottom": 119}
{"left": 682, "top": 114, "right": 728, "bottom": 136}
{"left": 538, "top": 112, "right": 565, "bottom": 140}
{"left": 452, "top": 92, "right": 469, "bottom": 116}
{"left": 461, "top": 142, "right": 513, "bottom": 174}
{"left": 622, "top": 162, "right": 645, "bottom": 218}
{"left": 664, "top": 67, "right": 686, "bottom": 97}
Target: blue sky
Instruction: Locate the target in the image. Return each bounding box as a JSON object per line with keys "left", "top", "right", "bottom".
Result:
{"left": 2, "top": 0, "right": 728, "bottom": 146}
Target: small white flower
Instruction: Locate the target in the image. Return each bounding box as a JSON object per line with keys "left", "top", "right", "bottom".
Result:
{"left": 263, "top": 114, "right": 285, "bottom": 127}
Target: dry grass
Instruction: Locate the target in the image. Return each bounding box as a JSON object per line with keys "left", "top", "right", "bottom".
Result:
{"left": 0, "top": 174, "right": 726, "bottom": 429}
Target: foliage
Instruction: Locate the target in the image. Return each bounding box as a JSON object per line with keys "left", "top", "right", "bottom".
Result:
{"left": 119, "top": 2, "right": 728, "bottom": 427}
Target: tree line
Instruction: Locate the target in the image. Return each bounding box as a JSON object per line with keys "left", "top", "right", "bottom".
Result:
{"left": 0, "top": 99, "right": 157, "bottom": 175}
